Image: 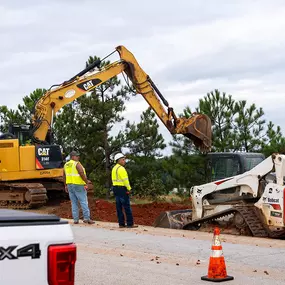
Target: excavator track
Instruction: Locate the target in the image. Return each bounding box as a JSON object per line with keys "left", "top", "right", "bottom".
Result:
{"left": 0, "top": 182, "right": 48, "bottom": 209}
{"left": 183, "top": 205, "right": 285, "bottom": 238}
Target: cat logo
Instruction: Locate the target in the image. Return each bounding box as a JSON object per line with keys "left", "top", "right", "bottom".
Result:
{"left": 38, "top": 148, "right": 50, "bottom": 156}
{"left": 83, "top": 80, "right": 94, "bottom": 91}
{"left": 77, "top": 78, "right": 102, "bottom": 91}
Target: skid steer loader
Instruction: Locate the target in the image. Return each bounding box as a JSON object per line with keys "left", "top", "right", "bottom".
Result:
{"left": 154, "top": 153, "right": 285, "bottom": 238}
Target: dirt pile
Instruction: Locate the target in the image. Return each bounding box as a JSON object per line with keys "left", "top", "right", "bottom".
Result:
{"left": 49, "top": 198, "right": 192, "bottom": 226}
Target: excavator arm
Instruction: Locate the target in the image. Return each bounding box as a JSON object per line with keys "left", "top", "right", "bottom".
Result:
{"left": 31, "top": 45, "right": 212, "bottom": 152}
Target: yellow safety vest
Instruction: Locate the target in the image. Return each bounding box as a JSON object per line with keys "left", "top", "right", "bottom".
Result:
{"left": 111, "top": 163, "right": 131, "bottom": 191}
{"left": 64, "top": 159, "right": 86, "bottom": 185}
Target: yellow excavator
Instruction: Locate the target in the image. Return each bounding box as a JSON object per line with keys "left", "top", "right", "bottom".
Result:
{"left": 0, "top": 45, "right": 212, "bottom": 209}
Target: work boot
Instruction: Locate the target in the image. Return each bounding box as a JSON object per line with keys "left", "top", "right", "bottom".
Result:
{"left": 127, "top": 225, "right": 138, "bottom": 228}
{"left": 74, "top": 220, "right": 79, "bottom": 224}
{"left": 119, "top": 225, "right": 126, "bottom": 228}
{"left": 83, "top": 219, "right": 95, "bottom": 224}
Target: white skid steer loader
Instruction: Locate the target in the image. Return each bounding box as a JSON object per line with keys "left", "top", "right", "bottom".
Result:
{"left": 154, "top": 153, "right": 285, "bottom": 238}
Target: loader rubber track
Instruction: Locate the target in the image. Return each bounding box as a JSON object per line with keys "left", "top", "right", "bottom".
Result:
{"left": 183, "top": 205, "right": 285, "bottom": 239}
{"left": 0, "top": 182, "right": 48, "bottom": 209}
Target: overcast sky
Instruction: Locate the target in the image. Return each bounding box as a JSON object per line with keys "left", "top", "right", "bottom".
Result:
{"left": 1, "top": 0, "right": 285, "bottom": 154}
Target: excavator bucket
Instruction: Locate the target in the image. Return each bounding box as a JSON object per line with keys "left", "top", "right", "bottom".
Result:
{"left": 153, "top": 209, "right": 192, "bottom": 229}
{"left": 182, "top": 114, "right": 212, "bottom": 153}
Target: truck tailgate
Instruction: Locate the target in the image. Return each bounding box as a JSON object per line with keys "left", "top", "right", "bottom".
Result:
{"left": 0, "top": 209, "right": 74, "bottom": 285}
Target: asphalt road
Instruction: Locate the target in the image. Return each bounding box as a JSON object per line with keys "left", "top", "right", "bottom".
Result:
{"left": 71, "top": 222, "right": 285, "bottom": 285}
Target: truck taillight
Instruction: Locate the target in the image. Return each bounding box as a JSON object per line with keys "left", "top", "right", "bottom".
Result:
{"left": 48, "top": 243, "right": 77, "bottom": 285}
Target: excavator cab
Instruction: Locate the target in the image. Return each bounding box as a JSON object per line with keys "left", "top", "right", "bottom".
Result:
{"left": 0, "top": 123, "right": 63, "bottom": 170}
{"left": 0, "top": 124, "right": 53, "bottom": 146}
{"left": 8, "top": 124, "right": 32, "bottom": 145}
{"left": 0, "top": 124, "right": 30, "bottom": 143}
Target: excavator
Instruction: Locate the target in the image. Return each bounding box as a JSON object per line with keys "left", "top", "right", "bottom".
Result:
{"left": 154, "top": 153, "right": 285, "bottom": 239}
{"left": 0, "top": 45, "right": 212, "bottom": 209}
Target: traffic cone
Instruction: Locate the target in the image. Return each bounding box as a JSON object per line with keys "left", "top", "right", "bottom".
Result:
{"left": 201, "top": 227, "right": 234, "bottom": 282}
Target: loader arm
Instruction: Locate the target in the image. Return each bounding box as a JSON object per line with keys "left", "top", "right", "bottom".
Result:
{"left": 31, "top": 45, "right": 212, "bottom": 152}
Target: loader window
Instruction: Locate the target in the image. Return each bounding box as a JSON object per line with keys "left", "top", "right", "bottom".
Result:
{"left": 211, "top": 157, "right": 240, "bottom": 181}
{"left": 244, "top": 157, "right": 264, "bottom": 172}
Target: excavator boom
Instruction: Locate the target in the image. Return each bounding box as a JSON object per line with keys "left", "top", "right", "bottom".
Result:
{"left": 32, "top": 45, "right": 212, "bottom": 152}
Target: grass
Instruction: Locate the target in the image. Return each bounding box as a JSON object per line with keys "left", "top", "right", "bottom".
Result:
{"left": 131, "top": 194, "right": 192, "bottom": 205}
{"left": 156, "top": 194, "right": 192, "bottom": 205}
{"left": 91, "top": 193, "right": 192, "bottom": 205}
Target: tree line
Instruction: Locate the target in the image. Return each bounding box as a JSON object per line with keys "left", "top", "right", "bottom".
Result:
{"left": 1, "top": 55, "right": 284, "bottom": 198}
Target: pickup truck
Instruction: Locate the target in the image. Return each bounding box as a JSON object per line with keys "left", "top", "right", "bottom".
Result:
{"left": 0, "top": 209, "right": 76, "bottom": 285}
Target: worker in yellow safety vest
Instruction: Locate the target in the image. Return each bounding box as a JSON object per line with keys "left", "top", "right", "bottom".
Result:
{"left": 111, "top": 152, "right": 138, "bottom": 228}
{"left": 63, "top": 150, "right": 95, "bottom": 225}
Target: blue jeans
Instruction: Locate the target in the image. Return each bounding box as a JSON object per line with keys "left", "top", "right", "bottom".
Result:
{"left": 113, "top": 186, "right": 134, "bottom": 226}
{"left": 67, "top": 184, "right": 90, "bottom": 221}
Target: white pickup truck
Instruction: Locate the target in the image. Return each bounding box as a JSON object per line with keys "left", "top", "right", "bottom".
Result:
{"left": 0, "top": 209, "right": 76, "bottom": 285}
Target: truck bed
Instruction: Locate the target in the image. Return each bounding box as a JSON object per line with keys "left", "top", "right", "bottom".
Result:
{"left": 0, "top": 209, "right": 68, "bottom": 227}
{"left": 0, "top": 209, "right": 74, "bottom": 285}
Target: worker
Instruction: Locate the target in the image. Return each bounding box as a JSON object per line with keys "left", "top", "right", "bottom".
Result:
{"left": 63, "top": 150, "right": 95, "bottom": 225}
{"left": 111, "top": 153, "right": 138, "bottom": 228}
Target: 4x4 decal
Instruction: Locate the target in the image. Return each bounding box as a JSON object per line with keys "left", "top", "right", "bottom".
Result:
{"left": 0, "top": 243, "right": 41, "bottom": 261}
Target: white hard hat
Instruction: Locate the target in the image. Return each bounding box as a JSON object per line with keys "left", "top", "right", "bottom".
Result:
{"left": 114, "top": 152, "right": 125, "bottom": 161}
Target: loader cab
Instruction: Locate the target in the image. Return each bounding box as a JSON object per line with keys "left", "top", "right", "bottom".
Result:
{"left": 206, "top": 152, "right": 265, "bottom": 182}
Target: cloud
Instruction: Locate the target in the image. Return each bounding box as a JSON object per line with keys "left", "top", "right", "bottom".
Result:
{"left": 1, "top": 0, "right": 285, "bottom": 151}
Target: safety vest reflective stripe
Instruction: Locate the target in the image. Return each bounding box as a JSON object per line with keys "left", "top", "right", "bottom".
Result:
{"left": 115, "top": 165, "right": 121, "bottom": 181}
{"left": 113, "top": 177, "right": 129, "bottom": 182}
{"left": 64, "top": 159, "right": 86, "bottom": 185}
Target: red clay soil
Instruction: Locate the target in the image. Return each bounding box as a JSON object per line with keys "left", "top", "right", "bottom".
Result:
{"left": 49, "top": 198, "right": 192, "bottom": 226}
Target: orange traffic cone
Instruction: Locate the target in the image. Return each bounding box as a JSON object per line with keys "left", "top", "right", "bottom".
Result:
{"left": 201, "top": 227, "right": 234, "bottom": 282}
